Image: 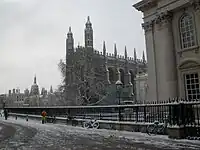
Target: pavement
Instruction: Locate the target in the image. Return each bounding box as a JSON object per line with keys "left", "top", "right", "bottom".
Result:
{"left": 0, "top": 122, "right": 16, "bottom": 142}
{"left": 1, "top": 117, "right": 200, "bottom": 150}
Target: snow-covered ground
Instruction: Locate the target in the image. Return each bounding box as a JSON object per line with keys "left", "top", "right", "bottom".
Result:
{"left": 1, "top": 117, "right": 200, "bottom": 150}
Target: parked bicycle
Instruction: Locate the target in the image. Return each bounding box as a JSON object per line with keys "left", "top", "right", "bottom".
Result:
{"left": 146, "top": 120, "right": 168, "bottom": 135}
{"left": 83, "top": 119, "right": 99, "bottom": 129}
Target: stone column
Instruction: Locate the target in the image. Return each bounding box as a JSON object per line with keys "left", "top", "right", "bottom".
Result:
{"left": 154, "top": 11, "right": 178, "bottom": 100}
{"left": 105, "top": 65, "right": 111, "bottom": 85}
{"left": 128, "top": 72, "right": 133, "bottom": 97}
{"left": 192, "top": 0, "right": 200, "bottom": 47}
{"left": 124, "top": 69, "right": 130, "bottom": 86}
{"left": 142, "top": 20, "right": 158, "bottom": 102}
{"left": 116, "top": 68, "right": 121, "bottom": 81}
{"left": 128, "top": 72, "right": 132, "bottom": 86}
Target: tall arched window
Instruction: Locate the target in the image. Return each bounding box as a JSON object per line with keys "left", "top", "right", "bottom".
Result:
{"left": 180, "top": 13, "right": 196, "bottom": 49}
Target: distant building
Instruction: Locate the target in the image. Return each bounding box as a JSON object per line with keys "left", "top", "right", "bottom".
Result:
{"left": 5, "top": 76, "right": 58, "bottom": 107}
{"left": 6, "top": 88, "right": 25, "bottom": 107}
{"left": 0, "top": 94, "right": 6, "bottom": 108}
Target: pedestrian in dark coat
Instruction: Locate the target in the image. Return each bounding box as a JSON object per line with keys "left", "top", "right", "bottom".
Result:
{"left": 4, "top": 109, "right": 8, "bottom": 120}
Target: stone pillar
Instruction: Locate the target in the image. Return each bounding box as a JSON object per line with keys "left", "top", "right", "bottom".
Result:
{"left": 142, "top": 21, "right": 158, "bottom": 102}
{"left": 124, "top": 70, "right": 131, "bottom": 87}
{"left": 154, "top": 11, "right": 178, "bottom": 101}
{"left": 124, "top": 72, "right": 129, "bottom": 86}
{"left": 192, "top": 1, "right": 200, "bottom": 47}
{"left": 127, "top": 72, "right": 133, "bottom": 97}
{"left": 116, "top": 68, "right": 121, "bottom": 81}
{"left": 105, "top": 65, "right": 111, "bottom": 85}
{"left": 128, "top": 72, "right": 133, "bottom": 86}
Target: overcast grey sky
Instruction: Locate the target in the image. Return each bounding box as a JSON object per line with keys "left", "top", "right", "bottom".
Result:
{"left": 0, "top": 0, "right": 144, "bottom": 94}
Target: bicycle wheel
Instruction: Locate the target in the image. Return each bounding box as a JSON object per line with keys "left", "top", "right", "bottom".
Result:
{"left": 83, "top": 122, "right": 90, "bottom": 129}
{"left": 92, "top": 122, "right": 99, "bottom": 129}
{"left": 157, "top": 126, "right": 165, "bottom": 134}
{"left": 147, "top": 125, "right": 155, "bottom": 135}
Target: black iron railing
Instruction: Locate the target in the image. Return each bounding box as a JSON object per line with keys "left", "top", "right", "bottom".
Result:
{"left": 5, "top": 98, "right": 200, "bottom": 137}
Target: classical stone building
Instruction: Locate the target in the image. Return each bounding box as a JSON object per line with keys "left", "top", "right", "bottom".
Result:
{"left": 65, "top": 16, "right": 147, "bottom": 105}
{"left": 133, "top": 0, "right": 200, "bottom": 101}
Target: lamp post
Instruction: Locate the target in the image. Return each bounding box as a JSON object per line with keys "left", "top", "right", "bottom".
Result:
{"left": 144, "top": 83, "right": 148, "bottom": 104}
{"left": 116, "top": 80, "right": 123, "bottom": 121}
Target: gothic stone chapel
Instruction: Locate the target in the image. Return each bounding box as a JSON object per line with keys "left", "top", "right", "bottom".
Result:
{"left": 65, "top": 16, "right": 147, "bottom": 105}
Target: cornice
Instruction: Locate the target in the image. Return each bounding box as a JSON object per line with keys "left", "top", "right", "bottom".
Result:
{"left": 133, "top": 0, "right": 158, "bottom": 12}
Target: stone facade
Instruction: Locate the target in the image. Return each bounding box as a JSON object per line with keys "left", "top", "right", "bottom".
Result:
{"left": 65, "top": 16, "right": 147, "bottom": 105}
{"left": 135, "top": 73, "right": 148, "bottom": 103}
{"left": 133, "top": 0, "right": 200, "bottom": 102}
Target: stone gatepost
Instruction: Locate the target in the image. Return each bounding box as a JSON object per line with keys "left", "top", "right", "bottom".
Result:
{"left": 167, "top": 101, "right": 186, "bottom": 139}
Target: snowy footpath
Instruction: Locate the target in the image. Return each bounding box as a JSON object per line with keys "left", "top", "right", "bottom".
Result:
{"left": 1, "top": 117, "right": 200, "bottom": 150}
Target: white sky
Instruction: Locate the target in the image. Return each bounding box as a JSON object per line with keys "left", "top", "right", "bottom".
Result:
{"left": 0, "top": 0, "right": 145, "bottom": 94}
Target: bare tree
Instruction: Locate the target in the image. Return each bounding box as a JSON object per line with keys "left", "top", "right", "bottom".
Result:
{"left": 58, "top": 55, "right": 108, "bottom": 105}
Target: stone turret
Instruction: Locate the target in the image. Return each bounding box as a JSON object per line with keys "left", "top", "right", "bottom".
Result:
{"left": 142, "top": 50, "right": 146, "bottom": 63}
{"left": 134, "top": 48, "right": 137, "bottom": 62}
{"left": 103, "top": 41, "right": 110, "bottom": 84}
{"left": 85, "top": 16, "right": 93, "bottom": 49}
{"left": 66, "top": 27, "right": 74, "bottom": 56}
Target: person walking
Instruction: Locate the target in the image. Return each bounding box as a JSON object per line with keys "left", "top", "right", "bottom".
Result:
{"left": 41, "top": 110, "right": 47, "bottom": 124}
{"left": 4, "top": 109, "right": 8, "bottom": 120}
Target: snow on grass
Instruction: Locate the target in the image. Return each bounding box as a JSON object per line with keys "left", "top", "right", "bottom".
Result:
{"left": 1, "top": 117, "right": 200, "bottom": 149}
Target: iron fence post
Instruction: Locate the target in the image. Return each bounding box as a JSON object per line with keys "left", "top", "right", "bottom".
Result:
{"left": 118, "top": 105, "right": 121, "bottom": 121}
{"left": 118, "top": 91, "right": 121, "bottom": 121}
{"left": 144, "top": 106, "right": 146, "bottom": 122}
{"left": 179, "top": 102, "right": 185, "bottom": 126}
{"left": 169, "top": 103, "right": 172, "bottom": 125}
{"left": 136, "top": 106, "right": 138, "bottom": 122}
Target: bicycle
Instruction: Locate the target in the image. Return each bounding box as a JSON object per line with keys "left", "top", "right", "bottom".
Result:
{"left": 83, "top": 119, "right": 99, "bottom": 129}
{"left": 146, "top": 120, "right": 168, "bottom": 135}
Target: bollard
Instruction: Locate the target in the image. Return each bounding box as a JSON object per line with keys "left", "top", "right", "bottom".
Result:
{"left": 26, "top": 115, "right": 28, "bottom": 121}
{"left": 15, "top": 115, "right": 17, "bottom": 120}
{"left": 53, "top": 115, "right": 56, "bottom": 124}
